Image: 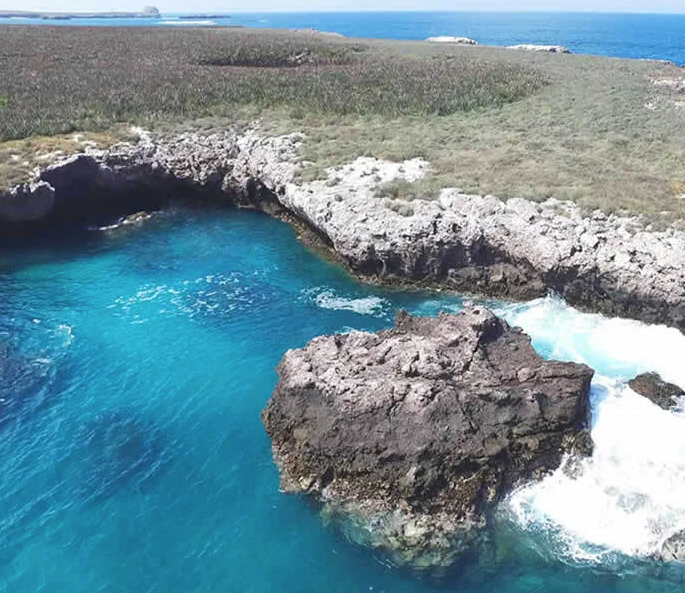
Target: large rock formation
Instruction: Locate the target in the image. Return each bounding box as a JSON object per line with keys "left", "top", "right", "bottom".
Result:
{"left": 262, "top": 307, "right": 593, "bottom": 569}
{"left": 629, "top": 372, "right": 684, "bottom": 410}
{"left": 4, "top": 129, "right": 685, "bottom": 330}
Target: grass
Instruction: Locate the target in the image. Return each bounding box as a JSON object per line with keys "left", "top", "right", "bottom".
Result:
{"left": 0, "top": 27, "right": 544, "bottom": 139}
{"left": 1, "top": 25, "right": 685, "bottom": 220}
{"left": 0, "top": 130, "right": 130, "bottom": 189}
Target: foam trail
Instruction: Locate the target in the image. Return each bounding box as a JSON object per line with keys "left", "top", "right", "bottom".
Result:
{"left": 496, "top": 296, "right": 685, "bottom": 561}
{"left": 311, "top": 290, "right": 389, "bottom": 317}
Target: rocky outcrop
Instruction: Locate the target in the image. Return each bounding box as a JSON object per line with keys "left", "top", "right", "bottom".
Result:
{"left": 426, "top": 36, "right": 478, "bottom": 45}
{"left": 262, "top": 307, "right": 593, "bottom": 569}
{"left": 629, "top": 373, "right": 684, "bottom": 410}
{"left": 0, "top": 181, "right": 55, "bottom": 222}
{"left": 656, "top": 531, "right": 685, "bottom": 562}
{"left": 507, "top": 44, "right": 571, "bottom": 54}
{"left": 3, "top": 129, "right": 685, "bottom": 330}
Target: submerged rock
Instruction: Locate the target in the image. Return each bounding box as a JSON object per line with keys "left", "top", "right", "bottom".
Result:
{"left": 0, "top": 343, "right": 53, "bottom": 427}
{"left": 262, "top": 307, "right": 593, "bottom": 570}
{"left": 75, "top": 409, "right": 167, "bottom": 502}
{"left": 629, "top": 373, "right": 684, "bottom": 410}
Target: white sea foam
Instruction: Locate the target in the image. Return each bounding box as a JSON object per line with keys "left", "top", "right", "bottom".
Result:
{"left": 496, "top": 296, "right": 685, "bottom": 561}
{"left": 496, "top": 295, "right": 685, "bottom": 386}
{"left": 311, "top": 290, "right": 389, "bottom": 317}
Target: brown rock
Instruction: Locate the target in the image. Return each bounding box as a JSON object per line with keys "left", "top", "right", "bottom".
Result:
{"left": 629, "top": 372, "right": 684, "bottom": 410}
{"left": 262, "top": 307, "right": 593, "bottom": 570}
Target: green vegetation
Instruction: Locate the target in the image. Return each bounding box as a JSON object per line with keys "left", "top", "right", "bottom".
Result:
{"left": 0, "top": 27, "right": 544, "bottom": 140}
{"left": 1, "top": 25, "right": 685, "bottom": 220}
{"left": 0, "top": 96, "right": 7, "bottom": 110}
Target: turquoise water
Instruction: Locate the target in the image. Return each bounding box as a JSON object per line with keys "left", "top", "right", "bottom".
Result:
{"left": 2, "top": 208, "right": 685, "bottom": 592}
{"left": 2, "top": 12, "right": 685, "bottom": 64}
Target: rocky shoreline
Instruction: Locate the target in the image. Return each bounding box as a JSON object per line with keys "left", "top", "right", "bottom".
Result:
{"left": 2, "top": 128, "right": 685, "bottom": 331}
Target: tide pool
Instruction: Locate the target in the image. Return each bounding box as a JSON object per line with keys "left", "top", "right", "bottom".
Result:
{"left": 1, "top": 208, "right": 685, "bottom": 592}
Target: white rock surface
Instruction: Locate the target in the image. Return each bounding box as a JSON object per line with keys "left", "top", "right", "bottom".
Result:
{"left": 425, "top": 36, "right": 478, "bottom": 45}
{"left": 507, "top": 44, "right": 571, "bottom": 54}
{"left": 3, "top": 129, "right": 685, "bottom": 330}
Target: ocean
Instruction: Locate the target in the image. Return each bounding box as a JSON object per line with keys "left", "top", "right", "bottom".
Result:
{"left": 1, "top": 208, "right": 685, "bottom": 592}
{"left": 3, "top": 9, "right": 685, "bottom": 592}
{"left": 1, "top": 11, "right": 685, "bottom": 65}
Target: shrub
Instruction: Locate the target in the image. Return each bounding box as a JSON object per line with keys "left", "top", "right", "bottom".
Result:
{"left": 0, "top": 26, "right": 547, "bottom": 141}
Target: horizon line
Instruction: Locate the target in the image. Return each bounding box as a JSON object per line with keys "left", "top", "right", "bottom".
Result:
{"left": 3, "top": 8, "right": 685, "bottom": 16}
{"left": 202, "top": 8, "right": 685, "bottom": 15}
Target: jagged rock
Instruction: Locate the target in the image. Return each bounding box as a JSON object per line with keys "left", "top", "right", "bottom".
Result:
{"left": 655, "top": 531, "right": 685, "bottom": 562}
{"left": 262, "top": 307, "right": 593, "bottom": 570}
{"left": 426, "top": 36, "right": 478, "bottom": 45}
{"left": 629, "top": 373, "right": 684, "bottom": 410}
{"left": 507, "top": 44, "right": 571, "bottom": 54}
{"left": 5, "top": 129, "right": 685, "bottom": 330}
{"left": 0, "top": 181, "right": 55, "bottom": 222}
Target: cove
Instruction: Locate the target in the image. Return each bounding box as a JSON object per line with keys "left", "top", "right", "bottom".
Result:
{"left": 1, "top": 207, "right": 685, "bottom": 592}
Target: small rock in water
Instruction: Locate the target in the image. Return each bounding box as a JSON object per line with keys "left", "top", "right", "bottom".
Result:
{"left": 628, "top": 372, "right": 685, "bottom": 410}
{"left": 74, "top": 409, "right": 168, "bottom": 502}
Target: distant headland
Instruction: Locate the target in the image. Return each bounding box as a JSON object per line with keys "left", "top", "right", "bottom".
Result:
{"left": 0, "top": 6, "right": 161, "bottom": 20}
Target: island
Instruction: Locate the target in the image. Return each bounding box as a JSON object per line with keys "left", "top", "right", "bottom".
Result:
{"left": 0, "top": 6, "right": 160, "bottom": 19}
{"left": 0, "top": 23, "right": 685, "bottom": 583}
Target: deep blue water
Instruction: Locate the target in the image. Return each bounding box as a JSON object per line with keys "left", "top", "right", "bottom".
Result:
{"left": 2, "top": 11, "right": 685, "bottom": 64}
{"left": 3, "top": 208, "right": 685, "bottom": 591}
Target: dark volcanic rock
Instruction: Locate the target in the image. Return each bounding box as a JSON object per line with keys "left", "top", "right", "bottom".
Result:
{"left": 629, "top": 373, "right": 685, "bottom": 410}
{"left": 262, "top": 307, "right": 594, "bottom": 569}
{"left": 75, "top": 409, "right": 167, "bottom": 502}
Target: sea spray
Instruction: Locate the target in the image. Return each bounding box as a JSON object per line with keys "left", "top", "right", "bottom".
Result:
{"left": 498, "top": 297, "right": 685, "bottom": 561}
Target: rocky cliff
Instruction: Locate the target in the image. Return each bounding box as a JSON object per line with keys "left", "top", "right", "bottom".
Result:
{"left": 2, "top": 129, "right": 685, "bottom": 330}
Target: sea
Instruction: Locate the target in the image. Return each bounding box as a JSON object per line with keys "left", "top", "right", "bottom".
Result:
{"left": 2, "top": 9, "right": 685, "bottom": 593}
{"left": 1, "top": 208, "right": 685, "bottom": 592}
{"left": 1, "top": 11, "right": 685, "bottom": 65}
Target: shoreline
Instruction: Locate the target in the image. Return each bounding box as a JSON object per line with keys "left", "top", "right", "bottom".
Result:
{"left": 1, "top": 127, "right": 684, "bottom": 332}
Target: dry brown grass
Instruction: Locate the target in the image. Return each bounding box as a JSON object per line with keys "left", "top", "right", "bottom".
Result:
{"left": 0, "top": 129, "right": 128, "bottom": 188}
{"left": 1, "top": 26, "right": 685, "bottom": 220}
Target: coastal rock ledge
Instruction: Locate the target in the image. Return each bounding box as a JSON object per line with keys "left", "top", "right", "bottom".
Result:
{"left": 262, "top": 307, "right": 594, "bottom": 570}
{"left": 5, "top": 129, "right": 685, "bottom": 330}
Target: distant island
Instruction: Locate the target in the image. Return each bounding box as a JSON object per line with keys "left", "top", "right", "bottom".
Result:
{"left": 0, "top": 6, "right": 161, "bottom": 20}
